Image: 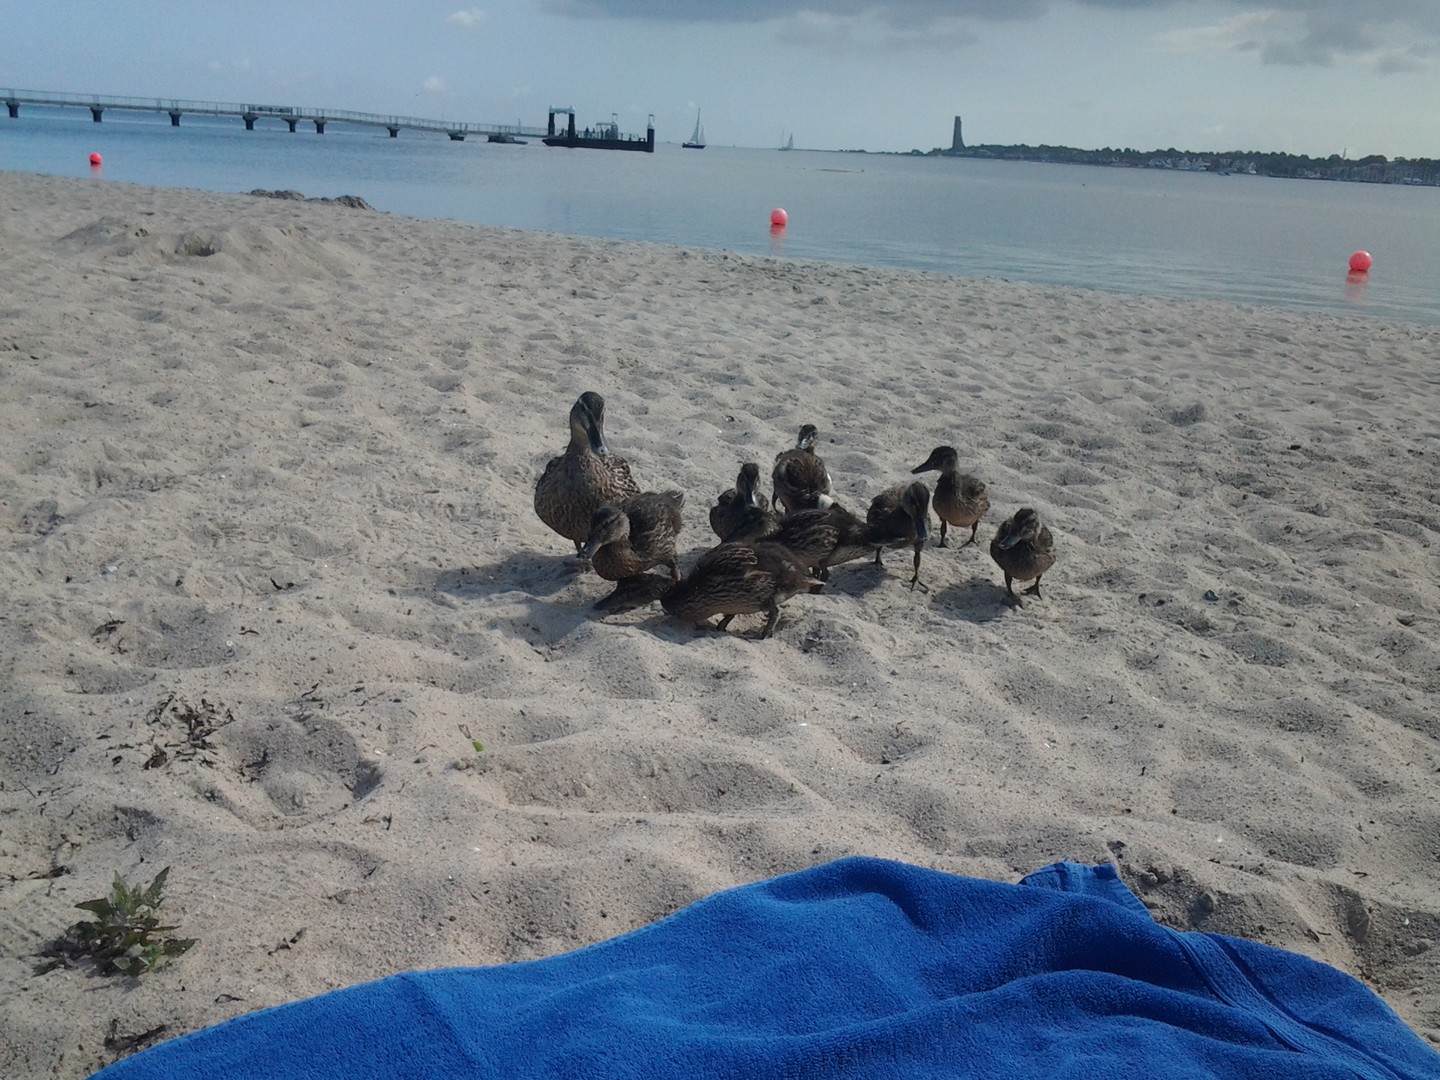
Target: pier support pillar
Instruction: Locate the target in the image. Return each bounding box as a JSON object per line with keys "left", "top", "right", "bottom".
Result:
{"left": 6, "top": 101, "right": 17, "bottom": 119}
{"left": 314, "top": 119, "right": 326, "bottom": 134}
{"left": 243, "top": 113, "right": 257, "bottom": 130}
{"left": 90, "top": 106, "right": 103, "bottom": 122}
{"left": 169, "top": 111, "right": 181, "bottom": 126}
{"left": 286, "top": 118, "right": 298, "bottom": 132}
{"left": 387, "top": 126, "right": 400, "bottom": 138}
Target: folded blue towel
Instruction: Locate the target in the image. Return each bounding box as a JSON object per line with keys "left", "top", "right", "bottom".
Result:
{"left": 92, "top": 856, "right": 1437, "bottom": 1079}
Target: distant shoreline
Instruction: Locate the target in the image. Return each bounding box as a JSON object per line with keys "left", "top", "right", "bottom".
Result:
{"left": 859, "top": 143, "right": 1439, "bottom": 187}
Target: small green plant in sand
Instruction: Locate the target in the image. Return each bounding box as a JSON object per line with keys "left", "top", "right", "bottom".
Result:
{"left": 38, "top": 866, "right": 196, "bottom": 976}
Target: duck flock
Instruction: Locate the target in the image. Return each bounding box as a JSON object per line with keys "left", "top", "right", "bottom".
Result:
{"left": 534, "top": 392, "right": 1057, "bottom": 639}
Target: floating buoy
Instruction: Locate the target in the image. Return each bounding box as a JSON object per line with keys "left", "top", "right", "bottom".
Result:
{"left": 770, "top": 208, "right": 788, "bottom": 227}
{"left": 1348, "top": 250, "right": 1373, "bottom": 272}
{"left": 89, "top": 152, "right": 103, "bottom": 167}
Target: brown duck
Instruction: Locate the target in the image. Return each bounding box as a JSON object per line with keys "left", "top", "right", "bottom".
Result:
{"left": 534, "top": 392, "right": 640, "bottom": 553}
{"left": 595, "top": 541, "right": 822, "bottom": 639}
{"left": 771, "top": 424, "right": 833, "bottom": 514}
{"left": 865, "top": 480, "right": 933, "bottom": 591}
{"left": 580, "top": 491, "right": 685, "bottom": 592}
{"left": 769, "top": 481, "right": 931, "bottom": 590}
{"left": 990, "top": 507, "right": 1056, "bottom": 605}
{"left": 709, "top": 463, "right": 777, "bottom": 543}
{"left": 911, "top": 446, "right": 989, "bottom": 548}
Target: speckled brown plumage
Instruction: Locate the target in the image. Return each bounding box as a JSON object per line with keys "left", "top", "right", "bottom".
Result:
{"left": 771, "top": 424, "right": 833, "bottom": 514}
{"left": 912, "top": 446, "right": 989, "bottom": 548}
{"left": 534, "top": 392, "right": 641, "bottom": 553}
{"left": 990, "top": 507, "right": 1056, "bottom": 605}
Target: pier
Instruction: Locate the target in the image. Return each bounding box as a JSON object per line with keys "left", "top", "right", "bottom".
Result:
{"left": 1, "top": 88, "right": 547, "bottom": 142}
{"left": 542, "top": 108, "right": 655, "bottom": 153}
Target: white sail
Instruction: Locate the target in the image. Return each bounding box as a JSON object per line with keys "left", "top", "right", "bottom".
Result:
{"left": 685, "top": 109, "right": 705, "bottom": 148}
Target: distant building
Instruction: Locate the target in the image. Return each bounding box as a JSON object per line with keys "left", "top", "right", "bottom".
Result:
{"left": 952, "top": 116, "right": 965, "bottom": 152}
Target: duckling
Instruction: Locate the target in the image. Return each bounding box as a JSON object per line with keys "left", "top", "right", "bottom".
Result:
{"left": 990, "top": 507, "right": 1056, "bottom": 605}
{"left": 709, "top": 463, "right": 776, "bottom": 541}
{"left": 534, "top": 392, "right": 641, "bottom": 554}
{"left": 768, "top": 503, "right": 872, "bottom": 581}
{"left": 911, "top": 446, "right": 989, "bottom": 548}
{"left": 580, "top": 492, "right": 685, "bottom": 597}
{"left": 670, "top": 542, "right": 825, "bottom": 638}
{"left": 771, "top": 424, "right": 833, "bottom": 514}
{"left": 865, "top": 481, "right": 932, "bottom": 591}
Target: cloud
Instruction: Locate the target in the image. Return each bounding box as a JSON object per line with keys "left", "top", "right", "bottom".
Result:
{"left": 423, "top": 76, "right": 447, "bottom": 93}
{"left": 782, "top": 10, "right": 978, "bottom": 54}
{"left": 1156, "top": 5, "right": 1440, "bottom": 73}
{"left": 447, "top": 9, "right": 486, "bottom": 28}
{"left": 544, "top": 1, "right": 1440, "bottom": 71}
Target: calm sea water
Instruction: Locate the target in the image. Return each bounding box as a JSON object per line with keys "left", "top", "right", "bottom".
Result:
{"left": 5, "top": 107, "right": 1439, "bottom": 325}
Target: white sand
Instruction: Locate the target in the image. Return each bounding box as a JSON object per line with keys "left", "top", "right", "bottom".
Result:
{"left": 1, "top": 170, "right": 1436, "bottom": 1077}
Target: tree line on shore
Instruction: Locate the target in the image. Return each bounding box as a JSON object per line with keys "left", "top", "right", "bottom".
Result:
{"left": 907, "top": 143, "right": 1439, "bottom": 185}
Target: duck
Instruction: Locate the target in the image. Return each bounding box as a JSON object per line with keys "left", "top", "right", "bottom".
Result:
{"left": 990, "top": 507, "right": 1056, "bottom": 605}
{"left": 865, "top": 480, "right": 933, "bottom": 591}
{"left": 911, "top": 446, "right": 989, "bottom": 548}
{"left": 669, "top": 541, "right": 823, "bottom": 638}
{"left": 534, "top": 392, "right": 641, "bottom": 554}
{"left": 594, "top": 541, "right": 822, "bottom": 639}
{"left": 580, "top": 491, "right": 685, "bottom": 596}
{"left": 771, "top": 424, "right": 833, "bottom": 514}
{"left": 767, "top": 503, "right": 872, "bottom": 581}
{"left": 709, "top": 463, "right": 776, "bottom": 542}
{"left": 769, "top": 481, "right": 931, "bottom": 590}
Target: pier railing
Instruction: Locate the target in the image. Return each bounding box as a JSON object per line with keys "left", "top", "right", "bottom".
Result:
{"left": 1, "top": 88, "right": 547, "bottom": 139}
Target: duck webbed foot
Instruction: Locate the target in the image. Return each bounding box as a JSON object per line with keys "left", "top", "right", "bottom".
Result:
{"left": 1002, "top": 574, "right": 1023, "bottom": 607}
{"left": 760, "top": 603, "right": 782, "bottom": 639}
{"left": 908, "top": 547, "right": 929, "bottom": 593}
{"left": 1023, "top": 577, "right": 1043, "bottom": 599}
{"left": 960, "top": 524, "right": 979, "bottom": 548}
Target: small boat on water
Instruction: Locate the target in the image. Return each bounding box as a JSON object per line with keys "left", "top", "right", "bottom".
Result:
{"left": 683, "top": 110, "right": 705, "bottom": 150}
{"left": 780, "top": 131, "right": 794, "bottom": 151}
{"left": 487, "top": 132, "right": 527, "bottom": 144}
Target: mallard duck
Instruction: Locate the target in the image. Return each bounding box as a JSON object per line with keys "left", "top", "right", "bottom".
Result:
{"left": 667, "top": 541, "right": 822, "bottom": 638}
{"left": 990, "top": 507, "right": 1056, "bottom": 605}
{"left": 592, "top": 542, "right": 821, "bottom": 639}
{"left": 709, "top": 463, "right": 776, "bottom": 542}
{"left": 865, "top": 481, "right": 932, "bottom": 591}
{"left": 580, "top": 491, "right": 685, "bottom": 596}
{"left": 768, "top": 503, "right": 872, "bottom": 581}
{"left": 534, "top": 392, "right": 641, "bottom": 553}
{"left": 771, "top": 424, "right": 833, "bottom": 514}
{"left": 911, "top": 446, "right": 989, "bottom": 548}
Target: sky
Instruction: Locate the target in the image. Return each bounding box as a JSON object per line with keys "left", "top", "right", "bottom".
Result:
{"left": 4, "top": 2, "right": 1438, "bottom": 158}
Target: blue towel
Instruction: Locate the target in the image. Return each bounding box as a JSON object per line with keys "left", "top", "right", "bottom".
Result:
{"left": 92, "top": 856, "right": 1437, "bottom": 1079}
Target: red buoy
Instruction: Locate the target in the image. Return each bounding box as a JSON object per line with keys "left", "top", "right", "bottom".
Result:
{"left": 770, "top": 208, "right": 788, "bottom": 227}
{"left": 1348, "top": 250, "right": 1373, "bottom": 273}
{"left": 89, "top": 152, "right": 103, "bottom": 167}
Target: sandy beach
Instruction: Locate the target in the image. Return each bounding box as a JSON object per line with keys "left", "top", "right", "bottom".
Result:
{"left": 1, "top": 169, "right": 1437, "bottom": 1077}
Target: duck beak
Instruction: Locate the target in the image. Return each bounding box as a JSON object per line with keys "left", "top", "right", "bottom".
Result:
{"left": 914, "top": 514, "right": 930, "bottom": 543}
{"left": 588, "top": 424, "right": 610, "bottom": 455}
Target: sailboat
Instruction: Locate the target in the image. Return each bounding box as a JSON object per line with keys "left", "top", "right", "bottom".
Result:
{"left": 780, "top": 131, "right": 794, "bottom": 151}
{"left": 683, "top": 109, "right": 706, "bottom": 150}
